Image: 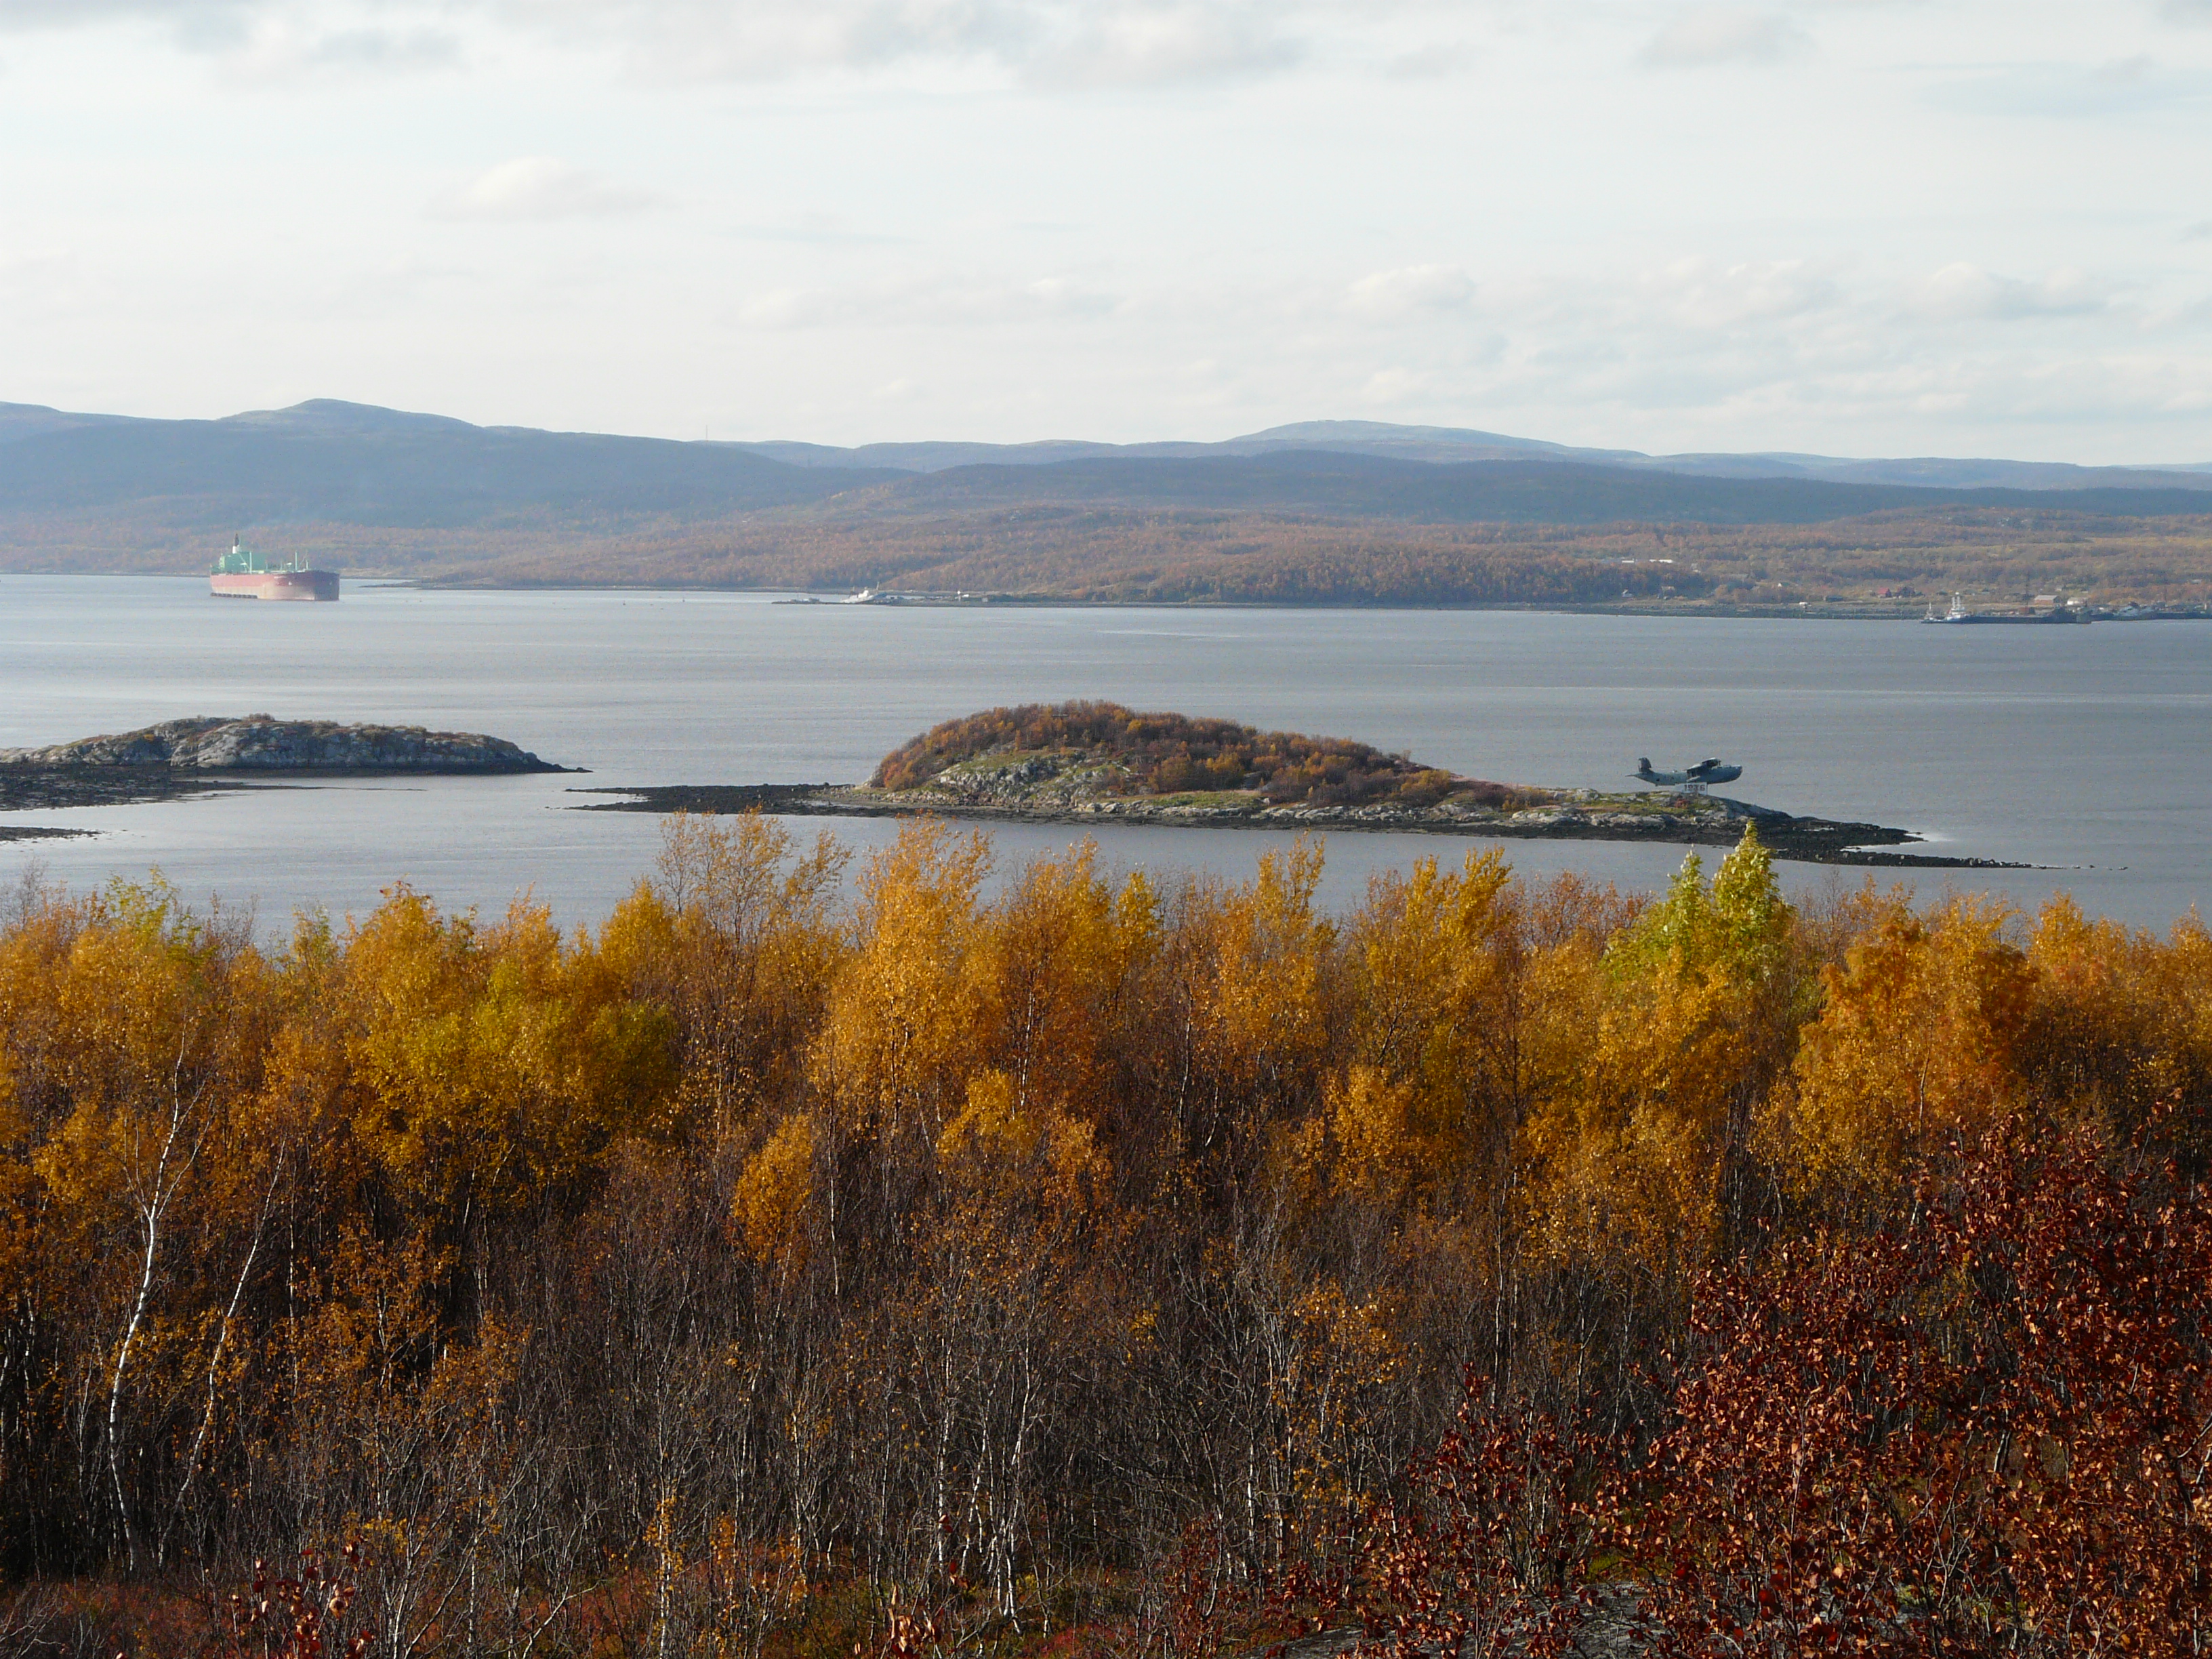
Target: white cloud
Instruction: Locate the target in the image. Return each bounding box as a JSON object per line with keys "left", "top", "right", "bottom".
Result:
{"left": 1637, "top": 258, "right": 1840, "bottom": 329}
{"left": 735, "top": 273, "right": 1122, "bottom": 328}
{"left": 1031, "top": 3, "right": 1298, "bottom": 85}
{"left": 480, "top": 0, "right": 1305, "bottom": 85}
{"left": 497, "top": 0, "right": 1023, "bottom": 81}
{"left": 0, "top": 0, "right": 247, "bottom": 22}
{"left": 1931, "top": 56, "right": 2212, "bottom": 118}
{"left": 1347, "top": 264, "right": 1476, "bottom": 317}
{"left": 425, "top": 157, "right": 663, "bottom": 222}
{"left": 0, "top": 0, "right": 1303, "bottom": 85}
{"left": 299, "top": 25, "right": 458, "bottom": 68}
{"left": 220, "top": 21, "right": 462, "bottom": 79}
{"left": 1907, "top": 263, "right": 2107, "bottom": 322}
{"left": 0, "top": 0, "right": 466, "bottom": 76}
{"left": 1359, "top": 366, "right": 1431, "bottom": 404}
{"left": 0, "top": 247, "right": 77, "bottom": 304}
{"left": 1383, "top": 41, "right": 1475, "bottom": 79}
{"left": 7, "top": 0, "right": 2212, "bottom": 461}
{"left": 1638, "top": 7, "right": 1811, "bottom": 67}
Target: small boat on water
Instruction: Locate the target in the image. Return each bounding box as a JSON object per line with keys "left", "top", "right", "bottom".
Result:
{"left": 209, "top": 537, "right": 340, "bottom": 602}
{"left": 1923, "top": 592, "right": 2088, "bottom": 625}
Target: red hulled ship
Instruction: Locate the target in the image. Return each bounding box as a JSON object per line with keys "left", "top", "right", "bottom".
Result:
{"left": 209, "top": 538, "right": 340, "bottom": 601}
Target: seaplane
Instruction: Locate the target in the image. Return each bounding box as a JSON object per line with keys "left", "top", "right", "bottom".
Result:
{"left": 1634, "top": 756, "right": 1743, "bottom": 793}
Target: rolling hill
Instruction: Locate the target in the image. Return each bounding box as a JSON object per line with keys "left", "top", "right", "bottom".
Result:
{"left": 1, "top": 398, "right": 2208, "bottom": 609}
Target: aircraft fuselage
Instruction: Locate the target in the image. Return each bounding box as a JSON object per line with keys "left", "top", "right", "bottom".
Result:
{"left": 1635, "top": 757, "right": 1742, "bottom": 789}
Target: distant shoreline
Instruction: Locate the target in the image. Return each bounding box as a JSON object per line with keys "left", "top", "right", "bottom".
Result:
{"left": 382, "top": 583, "right": 2212, "bottom": 622}
{"left": 18, "top": 575, "right": 2212, "bottom": 622}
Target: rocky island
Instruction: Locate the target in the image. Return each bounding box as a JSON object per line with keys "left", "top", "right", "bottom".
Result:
{"left": 580, "top": 701, "right": 2018, "bottom": 869}
{"left": 0, "top": 716, "right": 570, "bottom": 841}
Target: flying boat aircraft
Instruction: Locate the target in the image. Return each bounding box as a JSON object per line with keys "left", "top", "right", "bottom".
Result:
{"left": 1634, "top": 757, "right": 1743, "bottom": 792}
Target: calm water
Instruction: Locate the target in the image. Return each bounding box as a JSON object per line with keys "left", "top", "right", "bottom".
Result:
{"left": 1, "top": 577, "right": 2206, "bottom": 930}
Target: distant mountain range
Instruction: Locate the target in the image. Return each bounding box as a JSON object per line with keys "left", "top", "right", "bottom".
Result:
{"left": 2, "top": 400, "right": 2211, "bottom": 546}
{"left": 739, "top": 417, "right": 2212, "bottom": 494}
{"left": 2, "top": 398, "right": 2209, "bottom": 609}
{"left": 0, "top": 398, "right": 880, "bottom": 525}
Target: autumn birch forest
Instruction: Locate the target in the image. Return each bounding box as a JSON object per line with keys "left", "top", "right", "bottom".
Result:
{"left": 4, "top": 817, "right": 2211, "bottom": 1656}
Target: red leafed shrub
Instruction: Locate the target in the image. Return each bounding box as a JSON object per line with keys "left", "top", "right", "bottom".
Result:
{"left": 216, "top": 1547, "right": 371, "bottom": 1659}
{"left": 1322, "top": 1382, "right": 1596, "bottom": 1659}
{"left": 1326, "top": 1118, "right": 2212, "bottom": 1656}
{"left": 1616, "top": 1118, "right": 2212, "bottom": 1655}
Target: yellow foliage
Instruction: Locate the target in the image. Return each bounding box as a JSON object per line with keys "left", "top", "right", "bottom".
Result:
{"left": 1191, "top": 838, "right": 1334, "bottom": 1094}
{"left": 733, "top": 1110, "right": 817, "bottom": 1271}
{"left": 1345, "top": 849, "right": 1530, "bottom": 1196}
{"left": 1770, "top": 894, "right": 2031, "bottom": 1195}
{"left": 638, "top": 813, "right": 849, "bottom": 1133}
{"left": 1274, "top": 1279, "right": 1405, "bottom": 1511}
{"left": 341, "top": 887, "right": 676, "bottom": 1211}
{"left": 978, "top": 843, "right": 1125, "bottom": 1120}
{"left": 1527, "top": 827, "right": 1796, "bottom": 1273}
{"left": 1322, "top": 1064, "right": 1421, "bottom": 1203}
{"left": 811, "top": 819, "right": 993, "bottom": 1148}
{"left": 2016, "top": 897, "right": 2212, "bottom": 1144}
{"left": 9, "top": 823, "right": 2212, "bottom": 1617}
{"left": 935, "top": 1067, "right": 1106, "bottom": 1206}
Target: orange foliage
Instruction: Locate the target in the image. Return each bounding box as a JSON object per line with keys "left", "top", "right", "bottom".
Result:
{"left": 0, "top": 825, "right": 2207, "bottom": 1656}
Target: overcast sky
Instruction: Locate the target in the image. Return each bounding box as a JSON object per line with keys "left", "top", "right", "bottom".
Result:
{"left": 4, "top": 1, "right": 2210, "bottom": 459}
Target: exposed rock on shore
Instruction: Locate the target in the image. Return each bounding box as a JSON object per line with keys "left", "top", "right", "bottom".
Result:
{"left": 1, "top": 716, "right": 565, "bottom": 774}
{"left": 575, "top": 779, "right": 2024, "bottom": 869}
{"left": 0, "top": 823, "right": 94, "bottom": 843}
{"left": 0, "top": 717, "right": 571, "bottom": 835}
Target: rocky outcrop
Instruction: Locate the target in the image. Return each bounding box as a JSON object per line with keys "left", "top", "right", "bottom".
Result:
{"left": 909, "top": 752, "right": 1124, "bottom": 811}
{"left": 575, "top": 779, "right": 2015, "bottom": 869}
{"left": 573, "top": 720, "right": 2020, "bottom": 871}
{"left": 0, "top": 716, "right": 563, "bottom": 773}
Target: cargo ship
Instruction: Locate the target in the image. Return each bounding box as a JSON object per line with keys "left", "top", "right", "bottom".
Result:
{"left": 209, "top": 538, "right": 340, "bottom": 602}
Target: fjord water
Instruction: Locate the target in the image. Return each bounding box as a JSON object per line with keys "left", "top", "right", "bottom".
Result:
{"left": 1, "top": 576, "right": 2205, "bottom": 930}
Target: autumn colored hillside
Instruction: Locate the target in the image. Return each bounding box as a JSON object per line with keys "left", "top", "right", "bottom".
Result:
{"left": 5, "top": 400, "right": 2211, "bottom": 609}
{"left": 2, "top": 823, "right": 2210, "bottom": 1654}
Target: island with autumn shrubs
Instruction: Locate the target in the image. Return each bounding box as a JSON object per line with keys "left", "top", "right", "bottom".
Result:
{"left": 579, "top": 700, "right": 2007, "bottom": 867}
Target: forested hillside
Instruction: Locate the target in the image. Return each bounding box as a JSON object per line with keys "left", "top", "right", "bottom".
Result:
{"left": 4, "top": 401, "right": 2211, "bottom": 609}
{"left": 2, "top": 821, "right": 2209, "bottom": 1654}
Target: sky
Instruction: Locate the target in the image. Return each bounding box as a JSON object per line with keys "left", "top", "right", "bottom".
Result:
{"left": 4, "top": 0, "right": 2211, "bottom": 460}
